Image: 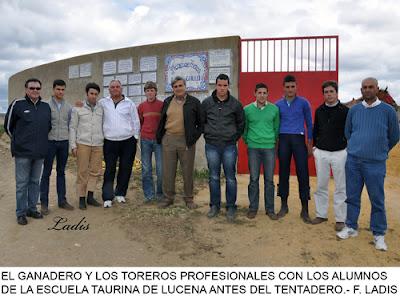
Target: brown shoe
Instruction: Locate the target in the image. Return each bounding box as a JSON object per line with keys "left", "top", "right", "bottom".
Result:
{"left": 158, "top": 199, "right": 173, "bottom": 208}
{"left": 267, "top": 212, "right": 278, "bottom": 220}
{"left": 312, "top": 217, "right": 328, "bottom": 225}
{"left": 41, "top": 203, "right": 49, "bottom": 216}
{"left": 186, "top": 202, "right": 198, "bottom": 209}
{"left": 335, "top": 222, "right": 345, "bottom": 231}
{"left": 246, "top": 210, "right": 257, "bottom": 219}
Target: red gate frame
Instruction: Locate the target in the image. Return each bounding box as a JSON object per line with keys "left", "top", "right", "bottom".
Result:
{"left": 238, "top": 36, "right": 339, "bottom": 176}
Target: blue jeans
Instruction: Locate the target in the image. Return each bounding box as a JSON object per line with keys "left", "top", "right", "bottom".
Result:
{"left": 277, "top": 134, "right": 310, "bottom": 201}
{"left": 40, "top": 140, "right": 69, "bottom": 205}
{"left": 15, "top": 158, "right": 44, "bottom": 217}
{"left": 141, "top": 139, "right": 163, "bottom": 200}
{"left": 345, "top": 155, "right": 387, "bottom": 236}
{"left": 248, "top": 148, "right": 276, "bottom": 214}
{"left": 205, "top": 143, "right": 238, "bottom": 210}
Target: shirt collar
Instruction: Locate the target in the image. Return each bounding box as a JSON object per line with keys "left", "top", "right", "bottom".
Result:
{"left": 362, "top": 99, "right": 382, "bottom": 108}
{"left": 325, "top": 100, "right": 339, "bottom": 107}
{"left": 253, "top": 101, "right": 268, "bottom": 110}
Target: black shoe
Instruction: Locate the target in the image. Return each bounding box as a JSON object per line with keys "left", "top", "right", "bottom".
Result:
{"left": 277, "top": 199, "right": 289, "bottom": 218}
{"left": 207, "top": 205, "right": 220, "bottom": 218}
{"left": 266, "top": 211, "right": 279, "bottom": 220}
{"left": 79, "top": 197, "right": 87, "bottom": 210}
{"left": 41, "top": 203, "right": 49, "bottom": 216}
{"left": 226, "top": 207, "right": 236, "bottom": 223}
{"left": 26, "top": 210, "right": 43, "bottom": 219}
{"left": 300, "top": 200, "right": 312, "bottom": 224}
{"left": 17, "top": 216, "right": 28, "bottom": 225}
{"left": 87, "top": 192, "right": 101, "bottom": 207}
{"left": 246, "top": 210, "right": 257, "bottom": 219}
{"left": 59, "top": 200, "right": 74, "bottom": 210}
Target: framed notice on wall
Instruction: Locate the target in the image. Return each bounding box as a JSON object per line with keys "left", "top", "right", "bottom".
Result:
{"left": 164, "top": 52, "right": 208, "bottom": 92}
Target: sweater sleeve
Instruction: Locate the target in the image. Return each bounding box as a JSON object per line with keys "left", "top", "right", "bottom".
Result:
{"left": 274, "top": 107, "right": 280, "bottom": 141}
{"left": 303, "top": 100, "right": 313, "bottom": 140}
{"left": 344, "top": 108, "right": 353, "bottom": 140}
{"left": 387, "top": 108, "right": 400, "bottom": 151}
{"left": 313, "top": 109, "right": 319, "bottom": 146}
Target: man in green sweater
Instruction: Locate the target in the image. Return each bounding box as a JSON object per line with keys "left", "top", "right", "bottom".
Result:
{"left": 243, "top": 83, "right": 280, "bottom": 220}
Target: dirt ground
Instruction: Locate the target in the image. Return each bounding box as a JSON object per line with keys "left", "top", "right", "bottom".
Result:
{"left": 0, "top": 133, "right": 400, "bottom": 267}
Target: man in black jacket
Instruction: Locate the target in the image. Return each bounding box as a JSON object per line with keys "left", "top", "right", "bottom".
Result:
{"left": 4, "top": 78, "right": 52, "bottom": 225}
{"left": 156, "top": 76, "right": 203, "bottom": 209}
{"left": 201, "top": 74, "right": 245, "bottom": 222}
{"left": 312, "top": 80, "right": 348, "bottom": 231}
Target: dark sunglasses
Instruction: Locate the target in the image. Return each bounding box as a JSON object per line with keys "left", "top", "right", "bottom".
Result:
{"left": 28, "top": 87, "right": 41, "bottom": 90}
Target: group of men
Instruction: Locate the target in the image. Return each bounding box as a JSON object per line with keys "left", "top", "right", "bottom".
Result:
{"left": 4, "top": 73, "right": 399, "bottom": 252}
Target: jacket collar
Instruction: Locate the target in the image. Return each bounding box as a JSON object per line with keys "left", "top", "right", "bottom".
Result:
{"left": 25, "top": 94, "right": 42, "bottom": 105}
{"left": 212, "top": 90, "right": 230, "bottom": 103}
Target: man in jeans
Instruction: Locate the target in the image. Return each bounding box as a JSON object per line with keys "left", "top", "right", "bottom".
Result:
{"left": 243, "top": 83, "right": 279, "bottom": 220}
{"left": 312, "top": 80, "right": 348, "bottom": 231}
{"left": 201, "top": 74, "right": 244, "bottom": 222}
{"left": 4, "top": 78, "right": 51, "bottom": 225}
{"left": 337, "top": 77, "right": 399, "bottom": 251}
{"left": 138, "top": 81, "right": 164, "bottom": 203}
{"left": 40, "top": 79, "right": 73, "bottom": 215}
{"left": 276, "top": 75, "right": 313, "bottom": 224}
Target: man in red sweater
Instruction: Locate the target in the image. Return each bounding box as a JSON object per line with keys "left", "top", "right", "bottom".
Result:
{"left": 138, "top": 81, "right": 164, "bottom": 203}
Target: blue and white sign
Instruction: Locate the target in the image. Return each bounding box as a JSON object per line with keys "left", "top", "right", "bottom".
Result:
{"left": 165, "top": 52, "right": 208, "bottom": 92}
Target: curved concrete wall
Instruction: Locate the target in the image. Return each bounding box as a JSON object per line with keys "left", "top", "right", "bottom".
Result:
{"left": 8, "top": 36, "right": 241, "bottom": 169}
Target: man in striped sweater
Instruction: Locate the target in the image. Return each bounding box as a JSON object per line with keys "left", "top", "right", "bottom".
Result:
{"left": 337, "top": 77, "right": 399, "bottom": 251}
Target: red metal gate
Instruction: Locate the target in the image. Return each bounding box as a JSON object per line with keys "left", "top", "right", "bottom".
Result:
{"left": 238, "top": 35, "right": 339, "bottom": 175}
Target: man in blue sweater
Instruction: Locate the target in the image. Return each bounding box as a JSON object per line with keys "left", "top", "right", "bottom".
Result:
{"left": 337, "top": 77, "right": 399, "bottom": 251}
{"left": 276, "top": 75, "right": 313, "bottom": 223}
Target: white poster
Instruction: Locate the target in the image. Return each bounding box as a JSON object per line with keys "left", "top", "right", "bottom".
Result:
{"left": 103, "top": 76, "right": 115, "bottom": 87}
{"left": 115, "top": 74, "right": 128, "bottom": 85}
{"left": 142, "top": 72, "right": 157, "bottom": 83}
{"left": 128, "top": 73, "right": 141, "bottom": 84}
{"left": 130, "top": 96, "right": 144, "bottom": 105}
{"left": 103, "top": 61, "right": 117, "bottom": 75}
{"left": 209, "top": 67, "right": 231, "bottom": 84}
{"left": 209, "top": 49, "right": 231, "bottom": 67}
{"left": 68, "top": 65, "right": 79, "bottom": 79}
{"left": 165, "top": 52, "right": 208, "bottom": 92}
{"left": 79, "top": 63, "right": 92, "bottom": 77}
{"left": 128, "top": 85, "right": 142, "bottom": 96}
{"left": 140, "top": 56, "right": 157, "bottom": 72}
{"left": 118, "top": 58, "right": 133, "bottom": 73}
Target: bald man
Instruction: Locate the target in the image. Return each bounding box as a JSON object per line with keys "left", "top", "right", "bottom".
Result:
{"left": 337, "top": 77, "right": 399, "bottom": 251}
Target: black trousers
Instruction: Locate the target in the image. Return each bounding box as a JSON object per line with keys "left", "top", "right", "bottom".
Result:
{"left": 102, "top": 136, "right": 137, "bottom": 201}
{"left": 277, "top": 134, "right": 310, "bottom": 202}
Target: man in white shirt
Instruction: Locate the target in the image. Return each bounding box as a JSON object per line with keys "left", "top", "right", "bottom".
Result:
{"left": 101, "top": 80, "right": 140, "bottom": 207}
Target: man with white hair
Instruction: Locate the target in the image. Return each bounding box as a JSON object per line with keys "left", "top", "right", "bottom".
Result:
{"left": 101, "top": 80, "right": 140, "bottom": 208}
{"left": 337, "top": 77, "right": 399, "bottom": 251}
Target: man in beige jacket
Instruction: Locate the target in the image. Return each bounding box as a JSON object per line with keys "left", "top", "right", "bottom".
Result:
{"left": 69, "top": 83, "right": 104, "bottom": 210}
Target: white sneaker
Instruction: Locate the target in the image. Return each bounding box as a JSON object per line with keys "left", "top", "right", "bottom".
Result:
{"left": 336, "top": 226, "right": 358, "bottom": 239}
{"left": 374, "top": 235, "right": 388, "bottom": 251}
{"left": 104, "top": 200, "right": 112, "bottom": 208}
{"left": 115, "top": 196, "right": 126, "bottom": 203}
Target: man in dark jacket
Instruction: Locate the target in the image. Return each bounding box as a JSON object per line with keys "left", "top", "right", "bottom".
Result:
{"left": 4, "top": 78, "right": 52, "bottom": 225}
{"left": 201, "top": 74, "right": 245, "bottom": 222}
{"left": 156, "top": 76, "right": 203, "bottom": 209}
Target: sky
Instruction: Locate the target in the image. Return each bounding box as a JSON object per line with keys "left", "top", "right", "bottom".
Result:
{"left": 1, "top": 0, "right": 400, "bottom": 112}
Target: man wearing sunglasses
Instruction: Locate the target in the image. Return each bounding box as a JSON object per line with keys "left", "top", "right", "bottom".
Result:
{"left": 4, "top": 78, "right": 52, "bottom": 225}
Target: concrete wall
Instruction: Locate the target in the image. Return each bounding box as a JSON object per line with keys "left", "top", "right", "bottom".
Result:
{"left": 8, "top": 36, "right": 241, "bottom": 169}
